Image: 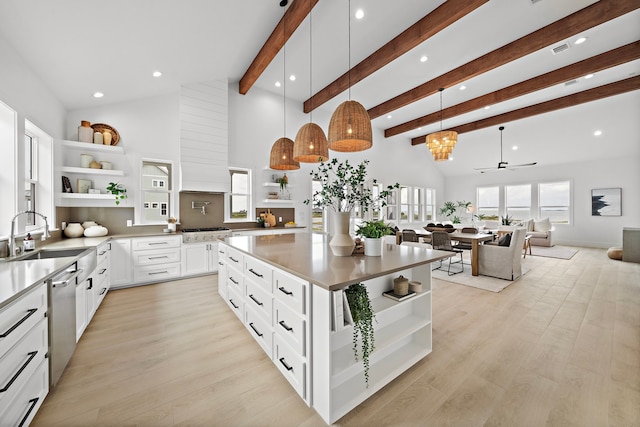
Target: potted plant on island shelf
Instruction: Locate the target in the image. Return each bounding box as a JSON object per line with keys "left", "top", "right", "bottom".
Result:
{"left": 344, "top": 283, "right": 375, "bottom": 388}
{"left": 106, "top": 182, "right": 127, "bottom": 205}
{"left": 304, "top": 158, "right": 399, "bottom": 257}
{"left": 355, "top": 220, "right": 393, "bottom": 256}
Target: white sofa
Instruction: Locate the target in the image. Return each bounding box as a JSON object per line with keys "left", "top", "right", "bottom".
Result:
{"left": 478, "top": 228, "right": 527, "bottom": 280}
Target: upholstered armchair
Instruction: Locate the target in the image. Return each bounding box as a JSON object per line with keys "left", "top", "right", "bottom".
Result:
{"left": 478, "top": 228, "right": 527, "bottom": 280}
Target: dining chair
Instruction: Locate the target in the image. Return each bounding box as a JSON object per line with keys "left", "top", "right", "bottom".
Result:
{"left": 431, "top": 231, "right": 464, "bottom": 275}
{"left": 456, "top": 227, "right": 478, "bottom": 251}
{"left": 401, "top": 229, "right": 419, "bottom": 243}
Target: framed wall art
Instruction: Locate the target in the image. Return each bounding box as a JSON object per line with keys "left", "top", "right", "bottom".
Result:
{"left": 591, "top": 188, "right": 621, "bottom": 216}
{"left": 77, "top": 179, "right": 92, "bottom": 194}
{"left": 62, "top": 176, "right": 73, "bottom": 193}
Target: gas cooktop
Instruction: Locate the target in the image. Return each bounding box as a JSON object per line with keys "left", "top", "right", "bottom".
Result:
{"left": 181, "top": 227, "right": 230, "bottom": 232}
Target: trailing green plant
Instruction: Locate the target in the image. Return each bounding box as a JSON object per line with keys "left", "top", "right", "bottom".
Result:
{"left": 344, "top": 283, "right": 375, "bottom": 387}
{"left": 355, "top": 220, "right": 393, "bottom": 239}
{"left": 501, "top": 214, "right": 513, "bottom": 225}
{"left": 106, "top": 182, "right": 127, "bottom": 205}
{"left": 304, "top": 158, "right": 399, "bottom": 213}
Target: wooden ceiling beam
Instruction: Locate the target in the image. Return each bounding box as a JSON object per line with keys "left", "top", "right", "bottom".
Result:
{"left": 302, "top": 0, "right": 488, "bottom": 113}
{"left": 410, "top": 76, "right": 640, "bottom": 145}
{"left": 239, "top": 0, "right": 319, "bottom": 95}
{"left": 387, "top": 41, "right": 640, "bottom": 137}
{"left": 371, "top": 0, "right": 639, "bottom": 120}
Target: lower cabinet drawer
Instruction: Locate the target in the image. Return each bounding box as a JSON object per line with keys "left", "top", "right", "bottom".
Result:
{"left": 274, "top": 300, "right": 306, "bottom": 357}
{"left": 245, "top": 279, "right": 273, "bottom": 324}
{"left": 0, "top": 358, "right": 48, "bottom": 427}
{"left": 244, "top": 306, "right": 273, "bottom": 358}
{"left": 227, "top": 285, "right": 244, "bottom": 322}
{"left": 133, "top": 249, "right": 180, "bottom": 266}
{"left": 0, "top": 284, "right": 47, "bottom": 358}
{"left": 273, "top": 270, "right": 307, "bottom": 316}
{"left": 0, "top": 319, "right": 48, "bottom": 414}
{"left": 273, "top": 335, "right": 306, "bottom": 399}
{"left": 133, "top": 263, "right": 181, "bottom": 283}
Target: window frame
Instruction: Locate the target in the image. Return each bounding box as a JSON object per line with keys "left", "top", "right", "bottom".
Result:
{"left": 139, "top": 159, "right": 174, "bottom": 225}
{"left": 477, "top": 186, "right": 500, "bottom": 220}
{"left": 538, "top": 180, "right": 572, "bottom": 224}
{"left": 226, "top": 167, "right": 253, "bottom": 223}
{"left": 505, "top": 183, "right": 532, "bottom": 222}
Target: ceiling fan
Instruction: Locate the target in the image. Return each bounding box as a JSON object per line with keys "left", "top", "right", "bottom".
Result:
{"left": 474, "top": 126, "right": 537, "bottom": 173}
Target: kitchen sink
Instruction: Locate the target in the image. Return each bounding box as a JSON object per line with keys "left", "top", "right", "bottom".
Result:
{"left": 15, "top": 248, "right": 91, "bottom": 261}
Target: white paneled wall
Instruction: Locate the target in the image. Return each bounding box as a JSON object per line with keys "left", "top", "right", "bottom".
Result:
{"left": 180, "top": 80, "right": 230, "bottom": 192}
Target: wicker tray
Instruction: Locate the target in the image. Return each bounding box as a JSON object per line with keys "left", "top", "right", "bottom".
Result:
{"left": 425, "top": 226, "right": 456, "bottom": 233}
{"left": 91, "top": 123, "right": 120, "bottom": 146}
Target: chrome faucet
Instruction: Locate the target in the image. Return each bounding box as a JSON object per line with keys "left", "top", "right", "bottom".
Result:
{"left": 9, "top": 210, "right": 51, "bottom": 257}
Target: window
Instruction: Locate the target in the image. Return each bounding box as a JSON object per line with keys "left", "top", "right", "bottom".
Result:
{"left": 505, "top": 184, "right": 531, "bottom": 222}
{"left": 399, "top": 186, "right": 409, "bottom": 223}
{"left": 228, "top": 168, "right": 251, "bottom": 221}
{"left": 477, "top": 186, "right": 499, "bottom": 220}
{"left": 412, "top": 188, "right": 421, "bottom": 221}
{"left": 141, "top": 160, "right": 172, "bottom": 223}
{"left": 23, "top": 120, "right": 53, "bottom": 234}
{"left": 24, "top": 134, "right": 37, "bottom": 226}
{"left": 539, "top": 181, "right": 571, "bottom": 224}
{"left": 311, "top": 179, "right": 325, "bottom": 232}
{"left": 424, "top": 188, "right": 435, "bottom": 221}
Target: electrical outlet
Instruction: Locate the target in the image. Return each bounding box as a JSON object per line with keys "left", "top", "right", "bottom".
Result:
{"left": 127, "top": 220, "right": 133, "bottom": 227}
{"left": 279, "top": 217, "right": 282, "bottom": 222}
{"left": 61, "top": 222, "right": 66, "bottom": 230}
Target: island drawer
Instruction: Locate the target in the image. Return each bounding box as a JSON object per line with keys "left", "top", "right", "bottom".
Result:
{"left": 273, "top": 335, "right": 306, "bottom": 399}
{"left": 274, "top": 300, "right": 306, "bottom": 356}
{"left": 0, "top": 284, "right": 47, "bottom": 359}
{"left": 0, "top": 357, "right": 47, "bottom": 427}
{"left": 245, "top": 278, "right": 273, "bottom": 323}
{"left": 225, "top": 247, "right": 244, "bottom": 268}
{"left": 226, "top": 268, "right": 244, "bottom": 293}
{"left": 96, "top": 242, "right": 109, "bottom": 265}
{"left": 227, "top": 286, "right": 244, "bottom": 322}
{"left": 244, "top": 256, "right": 273, "bottom": 290}
{"left": 273, "top": 270, "right": 307, "bottom": 316}
{"left": 245, "top": 306, "right": 273, "bottom": 358}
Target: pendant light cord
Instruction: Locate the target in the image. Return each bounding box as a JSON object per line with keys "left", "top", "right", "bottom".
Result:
{"left": 439, "top": 88, "right": 444, "bottom": 132}
{"left": 348, "top": 0, "right": 351, "bottom": 100}
{"left": 309, "top": 0, "right": 313, "bottom": 122}
{"left": 283, "top": 7, "right": 287, "bottom": 137}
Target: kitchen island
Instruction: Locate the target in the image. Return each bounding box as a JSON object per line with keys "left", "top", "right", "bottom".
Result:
{"left": 219, "top": 233, "right": 451, "bottom": 424}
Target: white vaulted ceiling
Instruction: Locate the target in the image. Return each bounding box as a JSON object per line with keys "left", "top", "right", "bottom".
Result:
{"left": 0, "top": 0, "right": 638, "bottom": 176}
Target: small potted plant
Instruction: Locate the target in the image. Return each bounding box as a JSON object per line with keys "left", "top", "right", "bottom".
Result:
{"left": 355, "top": 220, "right": 393, "bottom": 256}
{"left": 344, "top": 283, "right": 375, "bottom": 387}
{"left": 167, "top": 216, "right": 178, "bottom": 232}
{"left": 106, "top": 182, "right": 127, "bottom": 205}
{"left": 501, "top": 214, "right": 513, "bottom": 225}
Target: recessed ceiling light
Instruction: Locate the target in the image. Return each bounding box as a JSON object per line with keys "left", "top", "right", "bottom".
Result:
{"left": 93, "top": 92, "right": 104, "bottom": 98}
{"left": 459, "top": 85, "right": 467, "bottom": 91}
{"left": 484, "top": 106, "right": 491, "bottom": 110}
{"left": 418, "top": 127, "right": 422, "bottom": 130}
{"left": 275, "top": 81, "right": 281, "bottom": 87}
{"left": 512, "top": 146, "right": 518, "bottom": 150}
{"left": 289, "top": 75, "right": 296, "bottom": 81}
{"left": 594, "top": 130, "right": 602, "bottom": 136}
{"left": 355, "top": 9, "right": 364, "bottom": 19}
{"left": 420, "top": 55, "right": 428, "bottom": 63}
{"left": 152, "top": 71, "right": 162, "bottom": 77}
{"left": 386, "top": 115, "right": 392, "bottom": 119}
{"left": 574, "top": 37, "right": 587, "bottom": 45}
{"left": 448, "top": 157, "right": 454, "bottom": 161}
{"left": 584, "top": 73, "right": 594, "bottom": 79}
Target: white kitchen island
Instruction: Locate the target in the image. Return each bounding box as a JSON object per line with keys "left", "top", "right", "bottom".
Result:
{"left": 218, "top": 233, "right": 451, "bottom": 424}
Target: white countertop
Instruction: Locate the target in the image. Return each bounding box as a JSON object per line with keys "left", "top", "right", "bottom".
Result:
{"left": 224, "top": 233, "right": 452, "bottom": 291}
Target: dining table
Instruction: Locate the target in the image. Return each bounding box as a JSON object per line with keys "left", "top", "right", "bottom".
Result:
{"left": 398, "top": 229, "right": 495, "bottom": 276}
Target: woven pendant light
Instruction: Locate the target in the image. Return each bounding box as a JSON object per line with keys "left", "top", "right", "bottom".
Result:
{"left": 327, "top": 0, "right": 372, "bottom": 153}
{"left": 269, "top": 4, "right": 300, "bottom": 171}
{"left": 426, "top": 88, "right": 457, "bottom": 162}
{"left": 270, "top": 137, "right": 299, "bottom": 170}
{"left": 328, "top": 100, "right": 372, "bottom": 152}
{"left": 293, "top": 0, "right": 329, "bottom": 163}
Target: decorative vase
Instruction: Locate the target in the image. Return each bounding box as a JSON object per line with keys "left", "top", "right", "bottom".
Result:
{"left": 80, "top": 154, "right": 93, "bottom": 168}
{"left": 167, "top": 223, "right": 176, "bottom": 232}
{"left": 103, "top": 131, "right": 112, "bottom": 145}
{"left": 78, "top": 121, "right": 93, "bottom": 143}
{"left": 93, "top": 131, "right": 103, "bottom": 144}
{"left": 363, "top": 237, "right": 383, "bottom": 256}
{"left": 330, "top": 211, "right": 355, "bottom": 256}
{"left": 64, "top": 223, "right": 84, "bottom": 238}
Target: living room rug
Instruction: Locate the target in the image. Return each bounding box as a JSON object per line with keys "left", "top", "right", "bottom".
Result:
{"left": 529, "top": 245, "right": 579, "bottom": 260}
{"left": 431, "top": 257, "right": 529, "bottom": 293}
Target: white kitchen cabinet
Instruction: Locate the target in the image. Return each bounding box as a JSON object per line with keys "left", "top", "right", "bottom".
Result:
{"left": 0, "top": 283, "right": 48, "bottom": 426}
{"left": 75, "top": 274, "right": 91, "bottom": 342}
{"left": 181, "top": 241, "right": 219, "bottom": 277}
{"left": 93, "top": 241, "right": 110, "bottom": 310}
{"left": 131, "top": 236, "right": 181, "bottom": 285}
{"left": 76, "top": 241, "right": 110, "bottom": 342}
{"left": 217, "top": 244, "right": 228, "bottom": 299}
{"left": 109, "top": 239, "right": 132, "bottom": 288}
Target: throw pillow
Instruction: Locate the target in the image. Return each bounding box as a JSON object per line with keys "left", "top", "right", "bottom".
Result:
{"left": 534, "top": 217, "right": 552, "bottom": 232}
{"left": 498, "top": 233, "right": 511, "bottom": 246}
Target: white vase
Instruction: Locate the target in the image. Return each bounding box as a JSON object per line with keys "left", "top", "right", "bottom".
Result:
{"left": 64, "top": 223, "right": 84, "bottom": 238}
{"left": 330, "top": 211, "right": 355, "bottom": 256}
{"left": 363, "top": 237, "right": 383, "bottom": 256}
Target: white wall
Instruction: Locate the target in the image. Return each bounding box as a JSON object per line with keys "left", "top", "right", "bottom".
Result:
{"left": 445, "top": 156, "right": 640, "bottom": 248}
{"left": 228, "top": 83, "right": 445, "bottom": 227}
{"left": 66, "top": 93, "right": 180, "bottom": 223}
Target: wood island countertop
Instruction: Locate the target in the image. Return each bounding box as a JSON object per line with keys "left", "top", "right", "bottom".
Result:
{"left": 224, "top": 232, "right": 452, "bottom": 290}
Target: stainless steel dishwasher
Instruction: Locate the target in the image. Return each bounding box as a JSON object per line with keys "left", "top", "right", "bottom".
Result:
{"left": 48, "top": 248, "right": 95, "bottom": 386}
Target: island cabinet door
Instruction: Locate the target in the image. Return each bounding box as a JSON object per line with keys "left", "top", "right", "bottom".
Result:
{"left": 244, "top": 256, "right": 273, "bottom": 291}
{"left": 244, "top": 305, "right": 273, "bottom": 358}
{"left": 245, "top": 278, "right": 273, "bottom": 324}
{"left": 273, "top": 335, "right": 306, "bottom": 399}
{"left": 273, "top": 269, "right": 307, "bottom": 315}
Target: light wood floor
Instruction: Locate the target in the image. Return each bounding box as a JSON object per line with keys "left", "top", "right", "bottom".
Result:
{"left": 32, "top": 247, "right": 640, "bottom": 426}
